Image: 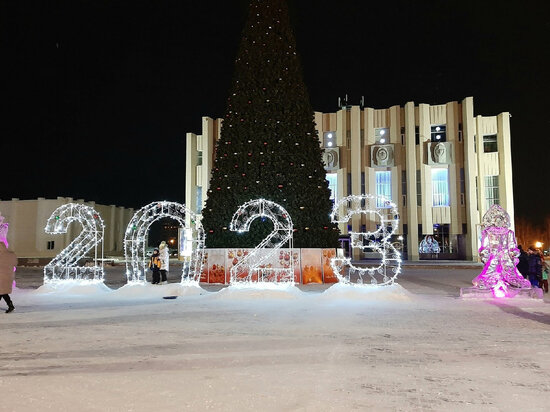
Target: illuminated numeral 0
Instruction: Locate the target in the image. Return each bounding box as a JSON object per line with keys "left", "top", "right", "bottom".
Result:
{"left": 124, "top": 201, "right": 204, "bottom": 283}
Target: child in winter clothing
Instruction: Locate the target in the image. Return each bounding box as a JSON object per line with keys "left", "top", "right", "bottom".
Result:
{"left": 542, "top": 260, "right": 549, "bottom": 293}
{"left": 149, "top": 248, "right": 162, "bottom": 284}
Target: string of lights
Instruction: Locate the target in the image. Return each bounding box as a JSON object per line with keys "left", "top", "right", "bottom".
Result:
{"left": 123, "top": 201, "right": 205, "bottom": 284}
{"left": 44, "top": 203, "right": 105, "bottom": 283}
{"left": 330, "top": 194, "right": 401, "bottom": 285}
{"left": 229, "top": 198, "right": 294, "bottom": 284}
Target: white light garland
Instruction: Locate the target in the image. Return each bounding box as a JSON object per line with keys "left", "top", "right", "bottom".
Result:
{"left": 123, "top": 201, "right": 205, "bottom": 284}
{"left": 330, "top": 194, "right": 401, "bottom": 285}
{"left": 229, "top": 198, "right": 294, "bottom": 285}
{"left": 44, "top": 203, "right": 105, "bottom": 283}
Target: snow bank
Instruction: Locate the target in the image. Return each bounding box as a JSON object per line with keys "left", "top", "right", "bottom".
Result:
{"left": 318, "top": 282, "right": 412, "bottom": 302}
{"left": 112, "top": 282, "right": 206, "bottom": 299}
{"left": 213, "top": 282, "right": 304, "bottom": 300}
{"left": 34, "top": 280, "right": 113, "bottom": 297}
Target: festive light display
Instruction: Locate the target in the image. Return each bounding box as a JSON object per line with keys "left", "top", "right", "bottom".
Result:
{"left": 330, "top": 194, "right": 401, "bottom": 285}
{"left": 229, "top": 199, "right": 294, "bottom": 284}
{"left": 472, "top": 204, "right": 531, "bottom": 297}
{"left": 124, "top": 201, "right": 204, "bottom": 283}
{"left": 0, "top": 215, "right": 8, "bottom": 247}
{"left": 44, "top": 203, "right": 105, "bottom": 283}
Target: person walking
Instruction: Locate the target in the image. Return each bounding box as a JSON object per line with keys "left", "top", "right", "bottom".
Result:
{"left": 159, "top": 241, "right": 169, "bottom": 285}
{"left": 149, "top": 248, "right": 162, "bottom": 285}
{"left": 0, "top": 242, "right": 17, "bottom": 313}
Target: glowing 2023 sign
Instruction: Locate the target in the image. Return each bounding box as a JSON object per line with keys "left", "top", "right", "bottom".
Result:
{"left": 330, "top": 194, "right": 401, "bottom": 285}
{"left": 124, "top": 201, "right": 205, "bottom": 283}
{"left": 229, "top": 199, "right": 294, "bottom": 284}
{"left": 44, "top": 203, "right": 105, "bottom": 283}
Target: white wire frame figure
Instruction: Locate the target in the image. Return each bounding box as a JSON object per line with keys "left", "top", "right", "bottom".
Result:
{"left": 124, "top": 201, "right": 205, "bottom": 284}
{"left": 44, "top": 203, "right": 105, "bottom": 283}
{"left": 229, "top": 199, "right": 294, "bottom": 285}
{"left": 330, "top": 194, "right": 401, "bottom": 285}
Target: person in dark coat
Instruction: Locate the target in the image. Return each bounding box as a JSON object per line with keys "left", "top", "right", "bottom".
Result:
{"left": 0, "top": 242, "right": 17, "bottom": 313}
{"left": 517, "top": 245, "right": 529, "bottom": 279}
{"left": 148, "top": 248, "right": 162, "bottom": 285}
{"left": 527, "top": 246, "right": 542, "bottom": 288}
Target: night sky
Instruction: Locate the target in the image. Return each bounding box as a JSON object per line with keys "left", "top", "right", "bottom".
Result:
{"left": 2, "top": 1, "right": 549, "bottom": 222}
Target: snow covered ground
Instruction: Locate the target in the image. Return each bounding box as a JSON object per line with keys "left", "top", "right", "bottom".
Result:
{"left": 1, "top": 265, "right": 549, "bottom": 411}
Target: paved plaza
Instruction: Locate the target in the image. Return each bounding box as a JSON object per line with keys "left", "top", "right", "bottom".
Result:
{"left": 1, "top": 264, "right": 549, "bottom": 411}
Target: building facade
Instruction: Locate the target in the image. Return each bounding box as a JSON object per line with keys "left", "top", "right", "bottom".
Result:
{"left": 0, "top": 197, "right": 134, "bottom": 262}
{"left": 185, "top": 97, "right": 514, "bottom": 261}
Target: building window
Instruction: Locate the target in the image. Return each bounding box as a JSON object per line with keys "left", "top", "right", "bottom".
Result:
{"left": 432, "top": 168, "right": 450, "bottom": 207}
{"left": 323, "top": 131, "right": 336, "bottom": 148}
{"left": 375, "top": 170, "right": 392, "bottom": 207}
{"left": 401, "top": 170, "right": 407, "bottom": 195}
{"left": 415, "top": 126, "right": 420, "bottom": 145}
{"left": 458, "top": 123, "right": 463, "bottom": 142}
{"left": 375, "top": 128, "right": 389, "bottom": 144}
{"left": 416, "top": 170, "right": 422, "bottom": 206}
{"left": 401, "top": 127, "right": 405, "bottom": 145}
{"left": 483, "top": 134, "right": 498, "bottom": 153}
{"left": 346, "top": 130, "right": 351, "bottom": 147}
{"left": 431, "top": 125, "right": 447, "bottom": 142}
{"left": 485, "top": 175, "right": 499, "bottom": 209}
{"left": 47, "top": 241, "right": 55, "bottom": 250}
{"left": 197, "top": 151, "right": 203, "bottom": 166}
{"left": 196, "top": 187, "right": 203, "bottom": 214}
{"left": 327, "top": 173, "right": 338, "bottom": 202}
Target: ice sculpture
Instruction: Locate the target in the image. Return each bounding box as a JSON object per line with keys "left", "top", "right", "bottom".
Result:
{"left": 419, "top": 235, "right": 440, "bottom": 254}
{"left": 471, "top": 204, "right": 531, "bottom": 296}
{"left": 0, "top": 215, "right": 8, "bottom": 247}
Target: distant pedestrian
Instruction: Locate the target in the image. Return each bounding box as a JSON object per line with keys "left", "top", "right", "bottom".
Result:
{"left": 149, "top": 248, "right": 162, "bottom": 285}
{"left": 0, "top": 242, "right": 17, "bottom": 313}
{"left": 159, "top": 241, "right": 169, "bottom": 285}
{"left": 541, "top": 259, "right": 549, "bottom": 293}
{"left": 517, "top": 245, "right": 529, "bottom": 279}
{"left": 527, "top": 246, "right": 542, "bottom": 288}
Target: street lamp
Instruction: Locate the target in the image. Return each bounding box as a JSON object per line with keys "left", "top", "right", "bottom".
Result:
{"left": 535, "top": 241, "right": 543, "bottom": 249}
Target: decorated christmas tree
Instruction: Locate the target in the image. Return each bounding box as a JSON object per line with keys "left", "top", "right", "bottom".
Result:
{"left": 201, "top": 0, "right": 339, "bottom": 248}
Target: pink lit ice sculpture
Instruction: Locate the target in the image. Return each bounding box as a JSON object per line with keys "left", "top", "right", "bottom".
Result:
{"left": 472, "top": 204, "right": 531, "bottom": 297}
{"left": 0, "top": 215, "right": 8, "bottom": 248}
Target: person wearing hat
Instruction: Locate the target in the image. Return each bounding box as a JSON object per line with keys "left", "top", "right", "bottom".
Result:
{"left": 159, "top": 241, "right": 169, "bottom": 285}
{"left": 148, "top": 248, "right": 162, "bottom": 285}
{"left": 0, "top": 242, "right": 17, "bottom": 313}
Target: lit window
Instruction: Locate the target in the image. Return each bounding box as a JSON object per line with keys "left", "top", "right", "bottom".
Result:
{"left": 484, "top": 175, "right": 499, "bottom": 209}
{"left": 326, "top": 173, "right": 338, "bottom": 202}
{"left": 323, "top": 131, "right": 336, "bottom": 148}
{"left": 431, "top": 125, "right": 447, "bottom": 142}
{"left": 196, "top": 187, "right": 203, "bottom": 214}
{"left": 375, "top": 171, "right": 392, "bottom": 207}
{"left": 375, "top": 128, "right": 389, "bottom": 144}
{"left": 483, "top": 134, "right": 497, "bottom": 153}
{"left": 432, "top": 168, "right": 449, "bottom": 207}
